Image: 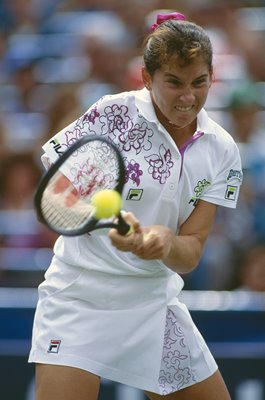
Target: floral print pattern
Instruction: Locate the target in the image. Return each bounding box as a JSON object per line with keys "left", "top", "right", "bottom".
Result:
{"left": 125, "top": 159, "right": 143, "bottom": 186}
{"left": 119, "top": 121, "right": 153, "bottom": 154}
{"left": 49, "top": 100, "right": 175, "bottom": 187}
{"left": 159, "top": 307, "right": 196, "bottom": 394}
{"left": 100, "top": 104, "right": 133, "bottom": 139}
{"left": 83, "top": 107, "right": 100, "bottom": 124}
{"left": 145, "top": 144, "right": 174, "bottom": 184}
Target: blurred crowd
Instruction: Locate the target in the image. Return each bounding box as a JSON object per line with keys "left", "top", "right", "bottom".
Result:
{"left": 0, "top": 0, "right": 265, "bottom": 291}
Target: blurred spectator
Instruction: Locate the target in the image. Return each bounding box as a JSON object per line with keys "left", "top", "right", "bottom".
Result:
{"left": 0, "top": 31, "right": 8, "bottom": 83}
{"left": 112, "top": 0, "right": 162, "bottom": 42}
{"left": 1, "top": 61, "right": 41, "bottom": 113}
{"left": 0, "top": 151, "right": 57, "bottom": 286}
{"left": 226, "top": 81, "right": 264, "bottom": 147}
{"left": 185, "top": 0, "right": 265, "bottom": 81}
{"left": 0, "top": 152, "right": 57, "bottom": 248}
{"left": 84, "top": 37, "right": 135, "bottom": 92}
{"left": 42, "top": 85, "right": 82, "bottom": 143}
{"left": 0, "top": 0, "right": 39, "bottom": 34}
{"left": 0, "top": 152, "right": 40, "bottom": 210}
{"left": 0, "top": 118, "right": 9, "bottom": 159}
{"left": 59, "top": 0, "right": 163, "bottom": 41}
{"left": 0, "top": 0, "right": 65, "bottom": 35}
{"left": 11, "top": 63, "right": 38, "bottom": 112}
{"left": 231, "top": 245, "right": 265, "bottom": 292}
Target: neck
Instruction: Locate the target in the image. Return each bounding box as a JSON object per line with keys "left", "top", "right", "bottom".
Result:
{"left": 152, "top": 100, "right": 173, "bottom": 127}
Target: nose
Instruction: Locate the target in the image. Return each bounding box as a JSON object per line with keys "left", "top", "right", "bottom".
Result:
{"left": 178, "top": 87, "right": 195, "bottom": 103}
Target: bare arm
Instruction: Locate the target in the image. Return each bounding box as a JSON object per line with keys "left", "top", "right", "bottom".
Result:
{"left": 162, "top": 200, "right": 217, "bottom": 272}
{"left": 108, "top": 200, "right": 217, "bottom": 274}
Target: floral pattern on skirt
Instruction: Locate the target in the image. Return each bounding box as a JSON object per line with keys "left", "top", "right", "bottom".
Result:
{"left": 159, "top": 307, "right": 196, "bottom": 394}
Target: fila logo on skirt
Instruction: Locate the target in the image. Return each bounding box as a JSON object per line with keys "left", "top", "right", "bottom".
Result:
{"left": 48, "top": 339, "right": 61, "bottom": 353}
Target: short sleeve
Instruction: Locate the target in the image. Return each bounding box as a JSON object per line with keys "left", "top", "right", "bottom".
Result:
{"left": 41, "top": 95, "right": 108, "bottom": 166}
{"left": 201, "top": 140, "right": 243, "bottom": 209}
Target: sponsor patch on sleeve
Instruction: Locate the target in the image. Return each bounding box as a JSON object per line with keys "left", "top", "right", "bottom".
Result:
{"left": 225, "top": 185, "right": 238, "bottom": 201}
{"left": 226, "top": 169, "right": 243, "bottom": 182}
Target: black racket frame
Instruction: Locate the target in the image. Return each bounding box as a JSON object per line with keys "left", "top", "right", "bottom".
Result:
{"left": 34, "top": 135, "right": 130, "bottom": 236}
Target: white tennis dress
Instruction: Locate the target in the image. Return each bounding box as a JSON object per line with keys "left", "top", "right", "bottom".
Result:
{"left": 29, "top": 88, "right": 242, "bottom": 395}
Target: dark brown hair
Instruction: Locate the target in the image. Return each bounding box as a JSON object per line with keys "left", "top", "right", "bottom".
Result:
{"left": 143, "top": 19, "right": 213, "bottom": 76}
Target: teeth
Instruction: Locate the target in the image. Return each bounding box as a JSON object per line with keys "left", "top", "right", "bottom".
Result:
{"left": 175, "top": 106, "right": 192, "bottom": 111}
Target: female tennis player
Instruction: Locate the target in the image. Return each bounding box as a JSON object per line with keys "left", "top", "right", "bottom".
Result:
{"left": 29, "top": 11, "right": 242, "bottom": 400}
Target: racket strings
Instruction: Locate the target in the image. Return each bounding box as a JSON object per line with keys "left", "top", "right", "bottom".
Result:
{"left": 42, "top": 197, "right": 93, "bottom": 230}
{"left": 41, "top": 154, "right": 118, "bottom": 231}
{"left": 41, "top": 182, "right": 95, "bottom": 230}
{"left": 41, "top": 143, "right": 120, "bottom": 231}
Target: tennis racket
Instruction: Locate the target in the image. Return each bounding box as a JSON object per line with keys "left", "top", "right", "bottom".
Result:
{"left": 34, "top": 135, "right": 131, "bottom": 236}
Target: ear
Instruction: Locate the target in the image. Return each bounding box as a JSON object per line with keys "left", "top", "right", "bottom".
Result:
{"left": 209, "top": 66, "right": 214, "bottom": 87}
{"left": 141, "top": 67, "right": 152, "bottom": 90}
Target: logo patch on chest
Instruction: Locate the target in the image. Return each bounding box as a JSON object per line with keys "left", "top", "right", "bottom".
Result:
{"left": 126, "top": 189, "right": 143, "bottom": 200}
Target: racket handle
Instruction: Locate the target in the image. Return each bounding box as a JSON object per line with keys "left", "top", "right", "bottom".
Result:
{"left": 117, "top": 214, "right": 132, "bottom": 235}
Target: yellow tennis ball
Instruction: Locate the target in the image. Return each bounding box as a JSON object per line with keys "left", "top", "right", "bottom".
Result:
{"left": 91, "top": 189, "right": 122, "bottom": 219}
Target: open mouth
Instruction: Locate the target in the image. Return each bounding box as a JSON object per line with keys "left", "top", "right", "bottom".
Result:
{"left": 174, "top": 105, "right": 193, "bottom": 112}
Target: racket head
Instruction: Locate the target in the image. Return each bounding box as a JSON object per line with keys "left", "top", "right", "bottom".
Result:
{"left": 34, "top": 135, "right": 126, "bottom": 236}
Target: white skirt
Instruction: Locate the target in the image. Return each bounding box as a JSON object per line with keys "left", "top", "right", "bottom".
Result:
{"left": 28, "top": 259, "right": 217, "bottom": 395}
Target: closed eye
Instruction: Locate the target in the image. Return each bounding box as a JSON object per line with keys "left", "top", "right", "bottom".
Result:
{"left": 193, "top": 78, "right": 208, "bottom": 87}
{"left": 166, "top": 79, "right": 182, "bottom": 87}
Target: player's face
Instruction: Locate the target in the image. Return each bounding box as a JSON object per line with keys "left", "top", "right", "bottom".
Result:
{"left": 142, "top": 57, "right": 212, "bottom": 129}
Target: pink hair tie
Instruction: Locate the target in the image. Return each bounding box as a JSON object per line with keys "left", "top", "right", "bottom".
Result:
{"left": 151, "top": 12, "right": 186, "bottom": 31}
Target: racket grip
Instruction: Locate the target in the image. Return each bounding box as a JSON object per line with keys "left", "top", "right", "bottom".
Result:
{"left": 117, "top": 214, "right": 132, "bottom": 235}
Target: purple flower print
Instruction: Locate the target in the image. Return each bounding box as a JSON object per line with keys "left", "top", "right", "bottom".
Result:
{"left": 83, "top": 107, "right": 100, "bottom": 124}
{"left": 145, "top": 144, "right": 174, "bottom": 184}
{"left": 57, "top": 128, "right": 83, "bottom": 153}
{"left": 56, "top": 113, "right": 99, "bottom": 154}
{"left": 163, "top": 350, "right": 188, "bottom": 369}
{"left": 100, "top": 104, "right": 133, "bottom": 137}
{"left": 64, "top": 128, "right": 84, "bottom": 147}
{"left": 125, "top": 159, "right": 143, "bottom": 186}
{"left": 163, "top": 331, "right": 177, "bottom": 350}
{"left": 172, "top": 366, "right": 193, "bottom": 390}
{"left": 158, "top": 307, "right": 196, "bottom": 394}
{"left": 119, "top": 122, "right": 153, "bottom": 154}
{"left": 159, "top": 370, "right": 174, "bottom": 387}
